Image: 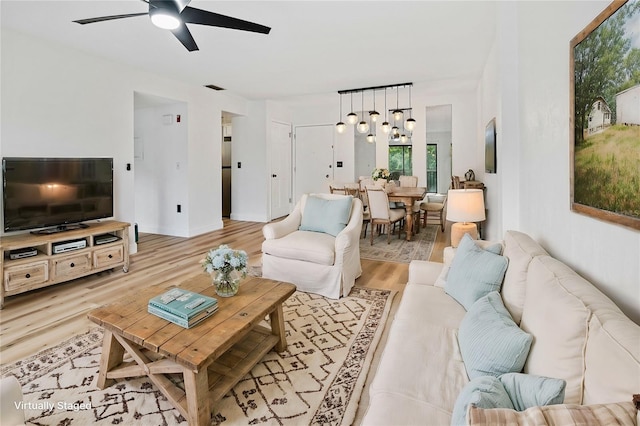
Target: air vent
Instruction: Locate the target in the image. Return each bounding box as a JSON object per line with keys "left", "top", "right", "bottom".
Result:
{"left": 205, "top": 84, "right": 225, "bottom": 91}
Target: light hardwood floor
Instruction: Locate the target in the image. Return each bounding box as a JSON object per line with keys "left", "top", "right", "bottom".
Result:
{"left": 0, "top": 219, "right": 450, "bottom": 366}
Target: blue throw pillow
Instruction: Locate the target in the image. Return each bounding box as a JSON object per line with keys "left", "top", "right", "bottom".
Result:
{"left": 451, "top": 376, "right": 514, "bottom": 426}
{"left": 499, "top": 373, "right": 566, "bottom": 411}
{"left": 458, "top": 292, "right": 533, "bottom": 379}
{"left": 445, "top": 234, "right": 508, "bottom": 310}
{"left": 299, "top": 195, "right": 353, "bottom": 237}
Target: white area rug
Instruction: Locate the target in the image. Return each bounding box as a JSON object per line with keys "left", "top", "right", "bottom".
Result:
{"left": 1, "top": 287, "right": 394, "bottom": 425}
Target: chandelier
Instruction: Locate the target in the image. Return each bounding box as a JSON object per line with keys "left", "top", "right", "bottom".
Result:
{"left": 336, "top": 82, "right": 415, "bottom": 143}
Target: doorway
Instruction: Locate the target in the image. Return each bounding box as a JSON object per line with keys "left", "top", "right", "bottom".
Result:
{"left": 270, "top": 121, "right": 292, "bottom": 219}
{"left": 425, "top": 105, "right": 452, "bottom": 194}
{"left": 221, "top": 112, "right": 234, "bottom": 218}
{"left": 293, "top": 125, "right": 334, "bottom": 202}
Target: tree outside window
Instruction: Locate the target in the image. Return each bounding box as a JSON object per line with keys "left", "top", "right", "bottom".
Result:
{"left": 388, "top": 145, "right": 412, "bottom": 179}
{"left": 427, "top": 144, "right": 437, "bottom": 193}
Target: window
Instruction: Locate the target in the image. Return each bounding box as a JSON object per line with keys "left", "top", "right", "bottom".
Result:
{"left": 427, "top": 144, "right": 437, "bottom": 193}
{"left": 388, "top": 145, "right": 412, "bottom": 178}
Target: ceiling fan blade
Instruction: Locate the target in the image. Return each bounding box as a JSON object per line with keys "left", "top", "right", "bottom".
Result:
{"left": 180, "top": 6, "right": 271, "bottom": 34}
{"left": 171, "top": 23, "right": 199, "bottom": 51}
{"left": 73, "top": 13, "right": 148, "bottom": 25}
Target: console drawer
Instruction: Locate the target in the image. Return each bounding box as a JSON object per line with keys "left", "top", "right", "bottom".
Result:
{"left": 93, "top": 245, "right": 124, "bottom": 269}
{"left": 52, "top": 253, "right": 92, "bottom": 280}
{"left": 4, "top": 261, "right": 49, "bottom": 292}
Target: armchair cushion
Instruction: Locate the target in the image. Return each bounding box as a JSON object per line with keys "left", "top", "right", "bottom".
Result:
{"left": 299, "top": 195, "right": 353, "bottom": 237}
{"left": 262, "top": 230, "right": 336, "bottom": 265}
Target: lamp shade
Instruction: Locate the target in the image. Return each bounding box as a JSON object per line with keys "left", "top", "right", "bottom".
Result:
{"left": 446, "top": 189, "right": 485, "bottom": 223}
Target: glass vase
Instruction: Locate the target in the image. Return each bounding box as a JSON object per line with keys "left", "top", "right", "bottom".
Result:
{"left": 213, "top": 269, "right": 240, "bottom": 297}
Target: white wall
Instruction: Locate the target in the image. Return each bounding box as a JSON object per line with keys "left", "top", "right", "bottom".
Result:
{"left": 496, "top": 1, "right": 640, "bottom": 322}
{"left": 134, "top": 102, "right": 189, "bottom": 236}
{"left": 1, "top": 29, "right": 251, "bottom": 248}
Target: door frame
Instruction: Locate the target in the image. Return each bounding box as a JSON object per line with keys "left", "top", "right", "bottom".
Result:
{"left": 269, "top": 120, "right": 293, "bottom": 220}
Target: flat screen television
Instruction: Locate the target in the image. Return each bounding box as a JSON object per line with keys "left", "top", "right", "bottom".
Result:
{"left": 2, "top": 157, "right": 114, "bottom": 233}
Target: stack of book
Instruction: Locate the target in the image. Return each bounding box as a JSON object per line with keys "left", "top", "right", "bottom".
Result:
{"left": 148, "top": 288, "right": 218, "bottom": 328}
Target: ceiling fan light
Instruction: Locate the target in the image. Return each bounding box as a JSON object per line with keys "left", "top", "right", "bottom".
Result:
{"left": 381, "top": 121, "right": 391, "bottom": 134}
{"left": 405, "top": 117, "right": 416, "bottom": 131}
{"left": 336, "top": 121, "right": 346, "bottom": 133}
{"left": 357, "top": 121, "right": 369, "bottom": 134}
{"left": 150, "top": 9, "right": 181, "bottom": 30}
{"left": 369, "top": 110, "right": 380, "bottom": 122}
{"left": 346, "top": 112, "right": 358, "bottom": 125}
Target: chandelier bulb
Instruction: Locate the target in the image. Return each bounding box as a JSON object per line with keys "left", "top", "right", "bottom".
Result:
{"left": 336, "top": 121, "right": 346, "bottom": 133}
{"left": 405, "top": 117, "right": 416, "bottom": 131}
{"left": 366, "top": 133, "right": 375, "bottom": 143}
{"left": 369, "top": 110, "right": 380, "bottom": 122}
{"left": 347, "top": 112, "right": 358, "bottom": 125}
{"left": 381, "top": 122, "right": 391, "bottom": 134}
{"left": 357, "top": 121, "right": 369, "bottom": 134}
{"left": 400, "top": 134, "right": 408, "bottom": 144}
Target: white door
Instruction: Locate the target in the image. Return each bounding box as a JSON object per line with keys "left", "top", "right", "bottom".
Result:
{"left": 270, "top": 121, "right": 292, "bottom": 219}
{"left": 294, "top": 125, "right": 334, "bottom": 202}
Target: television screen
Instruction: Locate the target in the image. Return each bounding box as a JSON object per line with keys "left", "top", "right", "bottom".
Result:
{"left": 2, "top": 157, "right": 113, "bottom": 232}
{"left": 485, "top": 118, "right": 497, "bottom": 173}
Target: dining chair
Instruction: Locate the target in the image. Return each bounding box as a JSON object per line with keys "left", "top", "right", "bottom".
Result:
{"left": 329, "top": 183, "right": 346, "bottom": 195}
{"left": 420, "top": 193, "right": 447, "bottom": 232}
{"left": 399, "top": 175, "right": 418, "bottom": 187}
{"left": 366, "top": 186, "right": 406, "bottom": 245}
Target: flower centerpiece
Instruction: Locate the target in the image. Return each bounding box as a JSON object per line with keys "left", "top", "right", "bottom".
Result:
{"left": 372, "top": 168, "right": 390, "bottom": 181}
{"left": 201, "top": 244, "right": 248, "bottom": 297}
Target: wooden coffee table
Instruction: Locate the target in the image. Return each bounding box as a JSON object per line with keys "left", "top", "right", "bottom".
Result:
{"left": 87, "top": 275, "right": 296, "bottom": 426}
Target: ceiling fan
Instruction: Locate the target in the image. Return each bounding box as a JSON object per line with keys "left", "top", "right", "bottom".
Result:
{"left": 73, "top": 0, "right": 271, "bottom": 52}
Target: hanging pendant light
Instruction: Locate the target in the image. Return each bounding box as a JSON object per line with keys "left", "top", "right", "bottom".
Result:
{"left": 400, "top": 134, "right": 408, "bottom": 144}
{"left": 346, "top": 92, "right": 358, "bottom": 125}
{"left": 336, "top": 93, "right": 346, "bottom": 133}
{"left": 369, "top": 90, "right": 380, "bottom": 122}
{"left": 392, "top": 86, "right": 403, "bottom": 121}
{"left": 404, "top": 85, "right": 416, "bottom": 131}
{"left": 381, "top": 88, "right": 391, "bottom": 134}
{"left": 357, "top": 92, "right": 369, "bottom": 134}
{"left": 366, "top": 106, "right": 375, "bottom": 143}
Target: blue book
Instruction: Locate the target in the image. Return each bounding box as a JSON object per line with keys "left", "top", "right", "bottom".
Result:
{"left": 148, "top": 288, "right": 217, "bottom": 321}
{"left": 148, "top": 304, "right": 218, "bottom": 328}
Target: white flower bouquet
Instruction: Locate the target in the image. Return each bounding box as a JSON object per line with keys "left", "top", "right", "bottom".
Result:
{"left": 202, "top": 244, "right": 248, "bottom": 277}
{"left": 372, "top": 168, "right": 390, "bottom": 181}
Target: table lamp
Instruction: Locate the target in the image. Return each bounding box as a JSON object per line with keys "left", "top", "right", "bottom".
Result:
{"left": 446, "top": 189, "right": 485, "bottom": 247}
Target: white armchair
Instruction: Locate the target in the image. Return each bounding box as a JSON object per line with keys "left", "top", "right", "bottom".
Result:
{"left": 262, "top": 193, "right": 363, "bottom": 299}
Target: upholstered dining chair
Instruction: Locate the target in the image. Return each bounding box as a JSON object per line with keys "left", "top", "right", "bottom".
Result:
{"left": 420, "top": 193, "right": 447, "bottom": 232}
{"left": 399, "top": 175, "right": 419, "bottom": 187}
{"left": 366, "top": 186, "right": 406, "bottom": 245}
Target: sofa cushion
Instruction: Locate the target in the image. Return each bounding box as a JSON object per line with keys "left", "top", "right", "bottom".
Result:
{"left": 299, "top": 195, "right": 352, "bottom": 236}
{"left": 451, "top": 376, "right": 514, "bottom": 426}
{"left": 498, "top": 373, "right": 566, "bottom": 411}
{"left": 261, "top": 230, "right": 335, "bottom": 265}
{"left": 520, "top": 256, "right": 590, "bottom": 404}
{"left": 369, "top": 320, "right": 469, "bottom": 417}
{"left": 435, "top": 241, "right": 504, "bottom": 288}
{"left": 458, "top": 292, "right": 532, "bottom": 379}
{"left": 501, "top": 230, "right": 549, "bottom": 324}
{"left": 467, "top": 401, "right": 638, "bottom": 426}
{"left": 395, "top": 284, "right": 466, "bottom": 329}
{"left": 445, "top": 235, "right": 508, "bottom": 310}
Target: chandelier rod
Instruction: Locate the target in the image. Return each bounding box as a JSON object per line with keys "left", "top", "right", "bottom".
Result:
{"left": 338, "top": 82, "right": 412, "bottom": 95}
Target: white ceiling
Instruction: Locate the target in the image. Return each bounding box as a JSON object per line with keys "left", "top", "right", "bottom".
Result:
{"left": 1, "top": 1, "right": 497, "bottom": 100}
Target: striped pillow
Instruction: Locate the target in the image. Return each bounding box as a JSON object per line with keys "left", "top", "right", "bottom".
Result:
{"left": 467, "top": 401, "right": 637, "bottom": 425}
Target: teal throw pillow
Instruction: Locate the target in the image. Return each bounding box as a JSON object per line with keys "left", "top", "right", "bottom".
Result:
{"left": 451, "top": 376, "right": 514, "bottom": 426}
{"left": 299, "top": 195, "right": 353, "bottom": 237}
{"left": 445, "top": 234, "right": 508, "bottom": 310}
{"left": 458, "top": 292, "right": 533, "bottom": 379}
{"left": 499, "top": 373, "right": 566, "bottom": 411}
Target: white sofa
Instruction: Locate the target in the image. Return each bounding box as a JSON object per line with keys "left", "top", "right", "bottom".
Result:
{"left": 262, "top": 193, "right": 363, "bottom": 299}
{"left": 362, "top": 230, "right": 640, "bottom": 425}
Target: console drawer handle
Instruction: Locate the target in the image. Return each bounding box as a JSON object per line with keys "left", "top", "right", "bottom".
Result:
{"left": 70, "top": 263, "right": 75, "bottom": 268}
{"left": 25, "top": 273, "right": 31, "bottom": 279}
{"left": 108, "top": 254, "right": 113, "bottom": 259}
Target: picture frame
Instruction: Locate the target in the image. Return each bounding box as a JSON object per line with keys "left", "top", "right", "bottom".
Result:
{"left": 570, "top": 0, "right": 640, "bottom": 230}
{"left": 484, "top": 118, "right": 496, "bottom": 174}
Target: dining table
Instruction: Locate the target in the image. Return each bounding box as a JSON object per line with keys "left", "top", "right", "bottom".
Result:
{"left": 386, "top": 186, "right": 427, "bottom": 241}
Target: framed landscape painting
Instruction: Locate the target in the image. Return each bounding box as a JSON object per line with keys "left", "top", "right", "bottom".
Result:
{"left": 570, "top": 0, "right": 640, "bottom": 230}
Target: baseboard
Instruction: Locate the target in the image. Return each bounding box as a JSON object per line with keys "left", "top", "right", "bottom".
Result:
{"left": 230, "top": 213, "right": 269, "bottom": 223}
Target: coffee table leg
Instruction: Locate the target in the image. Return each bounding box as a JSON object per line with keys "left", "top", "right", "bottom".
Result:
{"left": 97, "top": 329, "right": 125, "bottom": 389}
{"left": 183, "top": 368, "right": 211, "bottom": 426}
{"left": 270, "top": 304, "right": 287, "bottom": 352}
